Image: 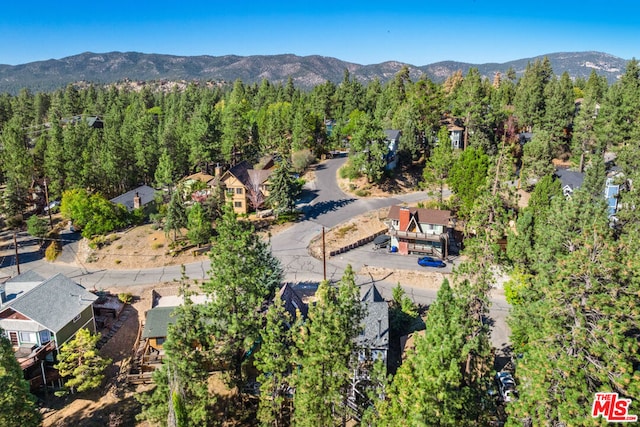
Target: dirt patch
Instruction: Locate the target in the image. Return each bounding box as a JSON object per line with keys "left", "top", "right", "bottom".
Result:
{"left": 359, "top": 265, "right": 448, "bottom": 290}
{"left": 75, "top": 225, "right": 207, "bottom": 270}
{"left": 337, "top": 162, "right": 423, "bottom": 198}
{"left": 41, "top": 282, "right": 173, "bottom": 427}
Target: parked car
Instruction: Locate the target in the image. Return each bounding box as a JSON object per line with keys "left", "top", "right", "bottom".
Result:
{"left": 372, "top": 234, "right": 390, "bottom": 250}
{"left": 44, "top": 200, "right": 60, "bottom": 212}
{"left": 495, "top": 371, "right": 518, "bottom": 402}
{"left": 417, "top": 256, "right": 446, "bottom": 268}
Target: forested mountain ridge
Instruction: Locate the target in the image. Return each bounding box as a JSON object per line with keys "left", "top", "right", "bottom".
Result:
{"left": 0, "top": 50, "right": 627, "bottom": 94}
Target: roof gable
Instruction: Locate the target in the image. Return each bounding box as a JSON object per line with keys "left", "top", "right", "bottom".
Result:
{"left": 223, "top": 161, "right": 272, "bottom": 189}
{"left": 357, "top": 284, "right": 389, "bottom": 349}
{"left": 278, "top": 283, "right": 308, "bottom": 319}
{"left": 2, "top": 273, "right": 97, "bottom": 333}
{"left": 387, "top": 205, "right": 452, "bottom": 227}
{"left": 361, "top": 284, "right": 384, "bottom": 303}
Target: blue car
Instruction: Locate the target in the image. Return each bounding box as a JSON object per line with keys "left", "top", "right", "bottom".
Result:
{"left": 417, "top": 256, "right": 446, "bottom": 268}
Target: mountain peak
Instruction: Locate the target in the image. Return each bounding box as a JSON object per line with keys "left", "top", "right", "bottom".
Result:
{"left": 0, "top": 51, "right": 628, "bottom": 94}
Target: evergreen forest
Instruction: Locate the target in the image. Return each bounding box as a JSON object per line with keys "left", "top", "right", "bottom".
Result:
{"left": 1, "top": 57, "right": 639, "bottom": 426}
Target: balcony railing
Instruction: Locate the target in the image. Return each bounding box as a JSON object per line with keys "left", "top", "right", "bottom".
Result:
{"left": 18, "top": 340, "right": 56, "bottom": 370}
{"left": 389, "top": 229, "right": 443, "bottom": 243}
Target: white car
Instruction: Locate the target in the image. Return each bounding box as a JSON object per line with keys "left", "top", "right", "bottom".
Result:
{"left": 495, "top": 371, "right": 519, "bottom": 402}
{"left": 44, "top": 200, "right": 60, "bottom": 212}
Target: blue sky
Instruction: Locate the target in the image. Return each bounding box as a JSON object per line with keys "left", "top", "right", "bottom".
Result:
{"left": 1, "top": 1, "right": 637, "bottom": 66}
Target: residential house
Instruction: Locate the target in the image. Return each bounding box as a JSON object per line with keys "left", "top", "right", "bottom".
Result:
{"left": 555, "top": 165, "right": 627, "bottom": 217}
{"left": 129, "top": 289, "right": 212, "bottom": 383}
{"left": 355, "top": 284, "right": 389, "bottom": 366}
{"left": 384, "top": 129, "right": 401, "bottom": 171}
{"left": 110, "top": 184, "right": 156, "bottom": 212}
{"left": 61, "top": 115, "right": 104, "bottom": 129}
{"left": 387, "top": 205, "right": 453, "bottom": 258}
{"left": 605, "top": 168, "right": 627, "bottom": 217}
{"left": 555, "top": 167, "right": 585, "bottom": 198}
{"left": 278, "top": 282, "right": 308, "bottom": 322}
{"left": 219, "top": 160, "right": 273, "bottom": 215}
{"left": 131, "top": 283, "right": 305, "bottom": 384}
{"left": 180, "top": 172, "right": 216, "bottom": 203}
{"left": 518, "top": 132, "right": 533, "bottom": 146}
{"left": 442, "top": 116, "right": 464, "bottom": 150}
{"left": 349, "top": 283, "right": 389, "bottom": 417}
{"left": 0, "top": 272, "right": 98, "bottom": 389}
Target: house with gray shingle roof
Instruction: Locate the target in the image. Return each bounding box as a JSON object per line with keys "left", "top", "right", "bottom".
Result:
{"left": 356, "top": 284, "right": 389, "bottom": 367}
{"left": 0, "top": 273, "right": 98, "bottom": 350}
{"left": 0, "top": 272, "right": 98, "bottom": 389}
{"left": 110, "top": 185, "right": 156, "bottom": 212}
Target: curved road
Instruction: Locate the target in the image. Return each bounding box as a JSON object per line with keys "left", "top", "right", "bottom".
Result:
{"left": 0, "top": 155, "right": 510, "bottom": 351}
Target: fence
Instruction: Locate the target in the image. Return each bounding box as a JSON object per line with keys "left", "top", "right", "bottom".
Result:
{"left": 328, "top": 230, "right": 388, "bottom": 257}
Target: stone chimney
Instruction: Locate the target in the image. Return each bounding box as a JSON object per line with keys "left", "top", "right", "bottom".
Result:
{"left": 214, "top": 163, "right": 223, "bottom": 178}
{"left": 133, "top": 192, "right": 141, "bottom": 210}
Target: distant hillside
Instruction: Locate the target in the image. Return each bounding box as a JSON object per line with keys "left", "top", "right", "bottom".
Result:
{"left": 0, "top": 51, "right": 629, "bottom": 94}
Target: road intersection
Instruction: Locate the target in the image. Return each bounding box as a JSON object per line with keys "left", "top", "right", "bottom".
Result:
{"left": 0, "top": 155, "right": 510, "bottom": 352}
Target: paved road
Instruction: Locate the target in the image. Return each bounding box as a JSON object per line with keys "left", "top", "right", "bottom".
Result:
{"left": 0, "top": 155, "right": 510, "bottom": 351}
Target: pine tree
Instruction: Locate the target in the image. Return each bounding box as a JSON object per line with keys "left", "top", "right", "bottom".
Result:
{"left": 155, "top": 148, "right": 175, "bottom": 190}
{"left": 292, "top": 265, "right": 363, "bottom": 426}
{"left": 520, "top": 128, "right": 556, "bottom": 188}
{"left": 165, "top": 190, "right": 187, "bottom": 242}
{"left": 514, "top": 58, "right": 553, "bottom": 130}
{"left": 165, "top": 288, "right": 216, "bottom": 426}
{"left": 255, "top": 297, "right": 294, "bottom": 426}
{"left": 55, "top": 328, "right": 111, "bottom": 393}
{"left": 446, "top": 146, "right": 489, "bottom": 218}
{"left": 201, "top": 204, "right": 283, "bottom": 389}
{"left": 506, "top": 186, "right": 640, "bottom": 425}
{"left": 186, "top": 202, "right": 212, "bottom": 247}
{"left": 377, "top": 279, "right": 490, "bottom": 426}
{"left": 422, "top": 126, "right": 455, "bottom": 206}
{"left": 267, "top": 159, "right": 298, "bottom": 218}
{"left": 0, "top": 332, "right": 41, "bottom": 427}
{"left": 346, "top": 111, "right": 388, "bottom": 183}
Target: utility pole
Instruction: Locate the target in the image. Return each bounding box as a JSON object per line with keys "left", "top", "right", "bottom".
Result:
{"left": 322, "top": 226, "right": 326, "bottom": 281}
{"left": 44, "top": 178, "right": 53, "bottom": 229}
{"left": 13, "top": 231, "right": 20, "bottom": 275}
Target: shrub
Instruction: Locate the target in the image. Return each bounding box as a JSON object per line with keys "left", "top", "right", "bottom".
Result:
{"left": 151, "top": 242, "right": 164, "bottom": 250}
{"left": 88, "top": 235, "right": 108, "bottom": 250}
{"left": 339, "top": 161, "right": 361, "bottom": 180}
{"left": 118, "top": 293, "right": 133, "bottom": 304}
{"left": 45, "top": 240, "right": 62, "bottom": 261}
{"left": 355, "top": 189, "right": 370, "bottom": 197}
{"left": 291, "top": 148, "right": 316, "bottom": 173}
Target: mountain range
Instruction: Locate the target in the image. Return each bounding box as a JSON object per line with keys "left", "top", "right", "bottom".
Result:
{"left": 0, "top": 51, "right": 629, "bottom": 94}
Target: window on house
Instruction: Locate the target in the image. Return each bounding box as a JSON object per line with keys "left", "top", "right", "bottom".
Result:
{"left": 234, "top": 201, "right": 242, "bottom": 208}
{"left": 19, "top": 331, "right": 37, "bottom": 344}
{"left": 72, "top": 313, "right": 81, "bottom": 323}
{"left": 235, "top": 187, "right": 243, "bottom": 195}
{"left": 226, "top": 188, "right": 234, "bottom": 195}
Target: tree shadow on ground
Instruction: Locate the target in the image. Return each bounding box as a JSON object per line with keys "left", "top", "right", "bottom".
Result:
{"left": 301, "top": 198, "right": 356, "bottom": 221}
